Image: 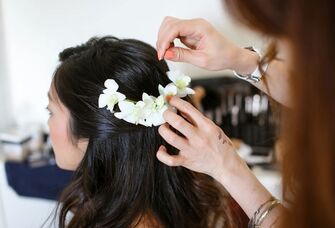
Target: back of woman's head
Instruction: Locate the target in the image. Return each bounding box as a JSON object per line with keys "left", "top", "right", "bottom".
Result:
{"left": 52, "top": 36, "right": 242, "bottom": 228}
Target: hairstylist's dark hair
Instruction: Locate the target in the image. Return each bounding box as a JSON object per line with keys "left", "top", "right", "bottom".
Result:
{"left": 224, "top": 0, "right": 335, "bottom": 227}
{"left": 51, "top": 36, "right": 244, "bottom": 227}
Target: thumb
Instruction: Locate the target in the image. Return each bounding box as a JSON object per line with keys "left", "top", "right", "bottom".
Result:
{"left": 164, "top": 47, "right": 201, "bottom": 65}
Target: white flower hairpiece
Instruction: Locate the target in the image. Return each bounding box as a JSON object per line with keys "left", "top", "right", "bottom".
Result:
{"left": 98, "top": 79, "right": 126, "bottom": 112}
{"left": 98, "top": 70, "right": 195, "bottom": 127}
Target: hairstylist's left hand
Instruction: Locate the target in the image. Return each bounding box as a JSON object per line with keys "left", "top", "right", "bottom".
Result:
{"left": 156, "top": 96, "right": 244, "bottom": 181}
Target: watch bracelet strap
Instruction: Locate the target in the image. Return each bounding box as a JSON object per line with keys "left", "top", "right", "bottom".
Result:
{"left": 233, "top": 46, "right": 269, "bottom": 83}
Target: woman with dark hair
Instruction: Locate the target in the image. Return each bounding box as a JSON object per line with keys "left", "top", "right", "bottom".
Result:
{"left": 155, "top": 0, "right": 335, "bottom": 227}
{"left": 46, "top": 36, "right": 244, "bottom": 227}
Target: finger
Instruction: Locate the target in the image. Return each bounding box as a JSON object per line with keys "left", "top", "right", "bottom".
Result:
{"left": 156, "top": 18, "right": 197, "bottom": 60}
{"left": 156, "top": 145, "right": 185, "bottom": 166}
{"left": 158, "top": 123, "right": 189, "bottom": 150}
{"left": 164, "top": 47, "right": 203, "bottom": 66}
{"left": 180, "top": 36, "right": 199, "bottom": 49}
{"left": 156, "top": 16, "right": 179, "bottom": 59}
{"left": 180, "top": 111, "right": 196, "bottom": 126}
{"left": 168, "top": 96, "right": 206, "bottom": 127}
{"left": 162, "top": 109, "right": 197, "bottom": 138}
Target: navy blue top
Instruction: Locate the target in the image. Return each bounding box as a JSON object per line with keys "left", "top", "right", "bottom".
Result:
{"left": 5, "top": 161, "right": 73, "bottom": 200}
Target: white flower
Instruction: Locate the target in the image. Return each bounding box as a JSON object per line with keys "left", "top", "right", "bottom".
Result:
{"left": 166, "top": 70, "right": 195, "bottom": 97}
{"left": 158, "top": 83, "right": 177, "bottom": 99}
{"left": 142, "top": 93, "right": 168, "bottom": 126}
{"left": 98, "top": 79, "right": 126, "bottom": 112}
{"left": 114, "top": 100, "right": 147, "bottom": 125}
{"left": 98, "top": 70, "right": 194, "bottom": 128}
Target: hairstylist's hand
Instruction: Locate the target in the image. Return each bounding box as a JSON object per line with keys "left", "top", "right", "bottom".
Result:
{"left": 156, "top": 17, "right": 257, "bottom": 73}
{"left": 156, "top": 96, "right": 244, "bottom": 180}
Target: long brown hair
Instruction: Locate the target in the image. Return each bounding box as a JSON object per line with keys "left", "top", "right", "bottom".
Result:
{"left": 225, "top": 0, "right": 335, "bottom": 227}
{"left": 50, "top": 36, "right": 244, "bottom": 227}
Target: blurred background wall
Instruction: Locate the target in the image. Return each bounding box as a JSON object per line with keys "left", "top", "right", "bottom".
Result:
{"left": 0, "top": 0, "right": 263, "bottom": 129}
{"left": 0, "top": 0, "right": 12, "bottom": 130}
{"left": 0, "top": 1, "right": 269, "bottom": 227}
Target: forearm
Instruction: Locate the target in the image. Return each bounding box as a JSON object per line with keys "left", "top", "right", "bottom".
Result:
{"left": 216, "top": 155, "right": 271, "bottom": 217}
{"left": 214, "top": 154, "right": 281, "bottom": 227}
{"left": 253, "top": 59, "right": 291, "bottom": 107}
{"left": 232, "top": 47, "right": 291, "bottom": 107}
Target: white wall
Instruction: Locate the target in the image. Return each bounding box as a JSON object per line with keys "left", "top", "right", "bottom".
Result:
{"left": 0, "top": 0, "right": 13, "bottom": 130}
{"left": 0, "top": 0, "right": 264, "bottom": 127}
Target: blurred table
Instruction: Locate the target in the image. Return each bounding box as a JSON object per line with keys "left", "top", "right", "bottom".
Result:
{"left": 0, "top": 158, "right": 72, "bottom": 228}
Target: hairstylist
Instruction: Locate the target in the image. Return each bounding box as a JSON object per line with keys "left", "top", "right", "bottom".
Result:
{"left": 155, "top": 1, "right": 335, "bottom": 227}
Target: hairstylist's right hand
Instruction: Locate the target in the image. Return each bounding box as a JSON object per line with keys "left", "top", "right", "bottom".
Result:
{"left": 156, "top": 96, "right": 244, "bottom": 181}
{"left": 156, "top": 17, "right": 244, "bottom": 71}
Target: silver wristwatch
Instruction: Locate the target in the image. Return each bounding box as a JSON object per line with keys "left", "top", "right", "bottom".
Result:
{"left": 233, "top": 46, "right": 268, "bottom": 83}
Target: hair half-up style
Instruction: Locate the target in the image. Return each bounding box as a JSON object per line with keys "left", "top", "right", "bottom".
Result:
{"left": 51, "top": 36, "right": 244, "bottom": 227}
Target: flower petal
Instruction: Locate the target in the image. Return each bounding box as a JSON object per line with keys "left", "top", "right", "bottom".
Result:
{"left": 145, "top": 103, "right": 168, "bottom": 127}
{"left": 114, "top": 100, "right": 136, "bottom": 121}
{"left": 176, "top": 86, "right": 195, "bottom": 98}
{"left": 114, "top": 111, "right": 126, "bottom": 120}
{"left": 182, "top": 75, "right": 191, "bottom": 86}
{"left": 118, "top": 100, "right": 146, "bottom": 125}
{"left": 142, "top": 92, "right": 152, "bottom": 102}
{"left": 167, "top": 70, "right": 181, "bottom": 83}
{"left": 135, "top": 100, "right": 146, "bottom": 108}
{"left": 123, "top": 115, "right": 137, "bottom": 125}
{"left": 104, "top": 79, "right": 119, "bottom": 91}
{"left": 155, "top": 95, "right": 165, "bottom": 108}
{"left": 163, "top": 83, "right": 177, "bottom": 96}
{"left": 185, "top": 87, "right": 195, "bottom": 95}
{"left": 139, "top": 119, "right": 148, "bottom": 126}
{"left": 152, "top": 108, "right": 167, "bottom": 126}
{"left": 176, "top": 88, "right": 188, "bottom": 97}
{"left": 158, "top": 85, "right": 165, "bottom": 95}
{"left": 118, "top": 100, "right": 135, "bottom": 113}
{"left": 98, "top": 94, "right": 109, "bottom": 108}
{"left": 116, "top": 92, "right": 126, "bottom": 101}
